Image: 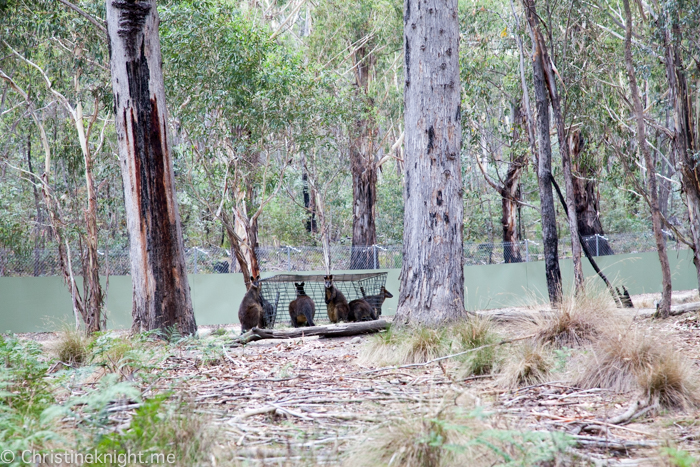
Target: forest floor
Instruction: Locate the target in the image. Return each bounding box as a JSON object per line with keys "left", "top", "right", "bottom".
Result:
{"left": 172, "top": 290, "right": 700, "bottom": 466}
{"left": 19, "top": 290, "right": 700, "bottom": 466}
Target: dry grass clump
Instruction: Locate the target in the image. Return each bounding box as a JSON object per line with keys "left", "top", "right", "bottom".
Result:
{"left": 343, "top": 407, "right": 486, "bottom": 467}
{"left": 577, "top": 330, "right": 700, "bottom": 409}
{"left": 344, "top": 403, "right": 573, "bottom": 467}
{"left": 357, "top": 325, "right": 402, "bottom": 366}
{"left": 400, "top": 326, "right": 448, "bottom": 364}
{"left": 498, "top": 341, "right": 552, "bottom": 388}
{"left": 639, "top": 351, "right": 700, "bottom": 409}
{"left": 533, "top": 287, "right": 618, "bottom": 347}
{"left": 53, "top": 329, "right": 92, "bottom": 366}
{"left": 451, "top": 316, "right": 501, "bottom": 376}
{"left": 358, "top": 325, "right": 448, "bottom": 366}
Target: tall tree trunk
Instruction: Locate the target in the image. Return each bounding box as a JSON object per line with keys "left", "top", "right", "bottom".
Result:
{"left": 661, "top": 9, "right": 700, "bottom": 293}
{"left": 622, "top": 0, "right": 672, "bottom": 317}
{"left": 106, "top": 0, "right": 196, "bottom": 336}
{"left": 534, "top": 25, "right": 584, "bottom": 293}
{"left": 74, "top": 100, "right": 105, "bottom": 333}
{"left": 524, "top": 0, "right": 561, "bottom": 305}
{"left": 396, "top": 0, "right": 464, "bottom": 326}
{"left": 350, "top": 47, "right": 378, "bottom": 270}
{"left": 26, "top": 135, "right": 44, "bottom": 277}
{"left": 570, "top": 129, "right": 613, "bottom": 255}
{"left": 302, "top": 169, "right": 317, "bottom": 234}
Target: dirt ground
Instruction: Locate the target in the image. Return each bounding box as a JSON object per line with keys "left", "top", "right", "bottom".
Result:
{"left": 21, "top": 290, "right": 700, "bottom": 466}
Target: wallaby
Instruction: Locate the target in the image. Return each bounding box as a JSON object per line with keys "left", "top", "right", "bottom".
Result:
{"left": 289, "top": 282, "right": 316, "bottom": 327}
{"left": 348, "top": 298, "right": 377, "bottom": 321}
{"left": 238, "top": 275, "right": 264, "bottom": 333}
{"left": 324, "top": 275, "right": 350, "bottom": 323}
{"left": 361, "top": 286, "right": 394, "bottom": 317}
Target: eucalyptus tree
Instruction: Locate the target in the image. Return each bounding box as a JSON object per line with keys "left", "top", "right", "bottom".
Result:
{"left": 621, "top": 0, "right": 672, "bottom": 317}
{"left": 307, "top": 0, "right": 402, "bottom": 269}
{"left": 460, "top": 2, "right": 531, "bottom": 261}
{"left": 396, "top": 0, "right": 464, "bottom": 326}
{"left": 106, "top": 0, "right": 196, "bottom": 335}
{"left": 657, "top": 0, "right": 700, "bottom": 292}
{"left": 1, "top": 0, "right": 111, "bottom": 332}
{"left": 160, "top": 2, "right": 326, "bottom": 284}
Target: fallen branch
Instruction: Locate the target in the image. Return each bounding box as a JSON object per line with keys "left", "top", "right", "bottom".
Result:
{"left": 635, "top": 301, "right": 700, "bottom": 319}
{"left": 228, "top": 320, "right": 390, "bottom": 346}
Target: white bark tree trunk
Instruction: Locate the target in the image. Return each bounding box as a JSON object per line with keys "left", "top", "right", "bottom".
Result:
{"left": 106, "top": 0, "right": 196, "bottom": 335}
{"left": 396, "top": 0, "right": 465, "bottom": 326}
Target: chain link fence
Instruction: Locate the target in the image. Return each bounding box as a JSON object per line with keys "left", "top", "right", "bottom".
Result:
{"left": 0, "top": 232, "right": 689, "bottom": 277}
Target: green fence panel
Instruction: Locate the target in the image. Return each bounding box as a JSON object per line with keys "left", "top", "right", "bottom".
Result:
{"left": 0, "top": 251, "right": 695, "bottom": 332}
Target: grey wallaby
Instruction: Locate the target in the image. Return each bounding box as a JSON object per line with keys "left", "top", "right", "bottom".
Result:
{"left": 289, "top": 282, "right": 316, "bottom": 327}
{"left": 324, "top": 275, "right": 350, "bottom": 323}
{"left": 361, "top": 286, "right": 394, "bottom": 317}
{"left": 348, "top": 298, "right": 377, "bottom": 321}
{"left": 238, "top": 275, "right": 264, "bottom": 333}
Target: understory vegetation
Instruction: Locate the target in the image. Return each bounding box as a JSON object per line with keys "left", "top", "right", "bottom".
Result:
{"left": 0, "top": 332, "right": 217, "bottom": 466}
{"left": 359, "top": 287, "right": 700, "bottom": 411}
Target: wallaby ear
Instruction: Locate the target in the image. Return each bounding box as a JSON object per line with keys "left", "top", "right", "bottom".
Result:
{"left": 329, "top": 275, "right": 333, "bottom": 280}
{"left": 300, "top": 282, "right": 305, "bottom": 287}
{"left": 294, "top": 282, "right": 300, "bottom": 287}
{"left": 256, "top": 275, "right": 261, "bottom": 280}
{"left": 250, "top": 276, "right": 255, "bottom": 282}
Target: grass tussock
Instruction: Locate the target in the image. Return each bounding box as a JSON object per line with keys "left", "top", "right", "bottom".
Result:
{"left": 577, "top": 330, "right": 700, "bottom": 409}
{"left": 533, "top": 287, "right": 618, "bottom": 347}
{"left": 358, "top": 325, "right": 448, "bottom": 366}
{"left": 451, "top": 316, "right": 501, "bottom": 376}
{"left": 344, "top": 404, "right": 573, "bottom": 467}
{"left": 498, "top": 341, "right": 552, "bottom": 388}
{"left": 343, "top": 407, "right": 482, "bottom": 467}
{"left": 401, "top": 326, "right": 448, "bottom": 364}
{"left": 359, "top": 318, "right": 501, "bottom": 370}
{"left": 53, "top": 328, "right": 92, "bottom": 366}
{"left": 640, "top": 351, "right": 700, "bottom": 410}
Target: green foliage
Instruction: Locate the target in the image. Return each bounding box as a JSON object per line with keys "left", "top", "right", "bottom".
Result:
{"left": 660, "top": 447, "right": 698, "bottom": 467}
{"left": 0, "top": 334, "right": 57, "bottom": 452}
{"left": 93, "top": 395, "right": 212, "bottom": 467}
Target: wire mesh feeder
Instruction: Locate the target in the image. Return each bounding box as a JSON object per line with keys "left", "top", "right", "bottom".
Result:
{"left": 259, "top": 272, "right": 388, "bottom": 328}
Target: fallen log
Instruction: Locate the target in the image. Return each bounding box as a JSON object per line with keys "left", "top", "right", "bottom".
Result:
{"left": 635, "top": 301, "right": 700, "bottom": 319}
{"left": 228, "top": 319, "right": 390, "bottom": 346}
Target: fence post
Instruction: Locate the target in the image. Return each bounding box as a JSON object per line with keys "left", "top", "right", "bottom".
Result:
{"left": 595, "top": 234, "right": 599, "bottom": 257}
{"left": 525, "top": 240, "right": 530, "bottom": 262}
{"left": 287, "top": 246, "right": 291, "bottom": 271}
{"left": 193, "top": 248, "right": 198, "bottom": 274}
{"left": 373, "top": 245, "right": 378, "bottom": 269}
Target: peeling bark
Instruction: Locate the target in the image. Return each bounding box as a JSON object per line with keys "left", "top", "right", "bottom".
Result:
{"left": 396, "top": 0, "right": 465, "bottom": 326}
{"left": 107, "top": 0, "right": 196, "bottom": 335}
{"left": 350, "top": 46, "right": 378, "bottom": 270}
